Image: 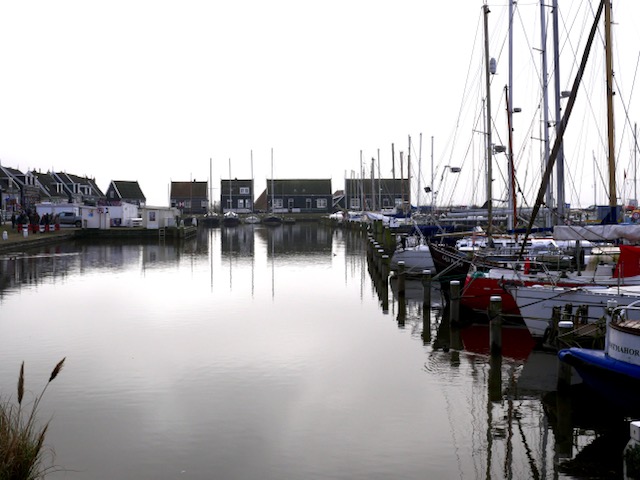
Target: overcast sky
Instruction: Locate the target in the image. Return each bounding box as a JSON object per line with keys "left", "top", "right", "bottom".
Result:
{"left": 0, "top": 1, "right": 638, "bottom": 208}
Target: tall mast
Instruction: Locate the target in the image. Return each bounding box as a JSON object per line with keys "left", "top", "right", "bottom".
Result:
{"left": 270, "top": 148, "right": 274, "bottom": 213}
{"left": 483, "top": 4, "right": 494, "bottom": 237}
{"left": 552, "top": 0, "right": 566, "bottom": 224}
{"left": 605, "top": 0, "right": 616, "bottom": 209}
{"left": 250, "top": 150, "right": 254, "bottom": 213}
{"left": 370, "top": 157, "right": 375, "bottom": 211}
{"left": 505, "top": 87, "right": 517, "bottom": 233}
{"left": 209, "top": 157, "right": 213, "bottom": 212}
{"left": 507, "top": 0, "right": 515, "bottom": 232}
{"left": 540, "top": 0, "right": 552, "bottom": 228}
{"left": 431, "top": 136, "right": 434, "bottom": 216}
{"left": 377, "top": 148, "right": 381, "bottom": 210}
{"left": 407, "top": 135, "right": 412, "bottom": 212}
{"left": 417, "top": 133, "right": 423, "bottom": 210}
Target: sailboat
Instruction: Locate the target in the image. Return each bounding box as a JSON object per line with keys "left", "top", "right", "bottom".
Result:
{"left": 263, "top": 148, "right": 283, "bottom": 226}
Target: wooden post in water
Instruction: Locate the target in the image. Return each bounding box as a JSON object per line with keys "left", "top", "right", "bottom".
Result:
{"left": 422, "top": 270, "right": 432, "bottom": 343}
{"left": 397, "top": 262, "right": 406, "bottom": 327}
{"left": 449, "top": 280, "right": 460, "bottom": 325}
{"left": 397, "top": 261, "right": 406, "bottom": 297}
{"left": 489, "top": 296, "right": 503, "bottom": 356}
{"left": 381, "top": 255, "right": 390, "bottom": 313}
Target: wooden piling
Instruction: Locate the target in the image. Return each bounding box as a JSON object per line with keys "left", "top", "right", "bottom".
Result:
{"left": 397, "top": 261, "right": 406, "bottom": 297}
{"left": 421, "top": 270, "right": 432, "bottom": 343}
{"left": 421, "top": 270, "right": 431, "bottom": 307}
{"left": 489, "top": 295, "right": 502, "bottom": 356}
{"left": 449, "top": 280, "right": 460, "bottom": 325}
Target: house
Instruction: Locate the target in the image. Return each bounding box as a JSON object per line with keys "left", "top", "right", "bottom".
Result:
{"left": 256, "top": 179, "right": 332, "bottom": 214}
{"left": 52, "top": 172, "right": 105, "bottom": 206}
{"left": 140, "top": 206, "right": 179, "bottom": 229}
{"left": 344, "top": 178, "right": 410, "bottom": 211}
{"left": 170, "top": 180, "right": 208, "bottom": 215}
{"left": 0, "top": 166, "right": 26, "bottom": 214}
{"left": 32, "top": 171, "right": 69, "bottom": 204}
{"left": 220, "top": 179, "right": 254, "bottom": 213}
{"left": 104, "top": 180, "right": 146, "bottom": 207}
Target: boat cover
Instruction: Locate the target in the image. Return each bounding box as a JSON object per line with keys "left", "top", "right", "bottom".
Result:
{"left": 553, "top": 224, "right": 640, "bottom": 242}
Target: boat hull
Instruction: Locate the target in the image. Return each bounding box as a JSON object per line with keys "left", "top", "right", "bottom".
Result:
{"left": 390, "top": 245, "right": 435, "bottom": 275}
{"left": 511, "top": 285, "right": 640, "bottom": 339}
{"left": 559, "top": 347, "right": 640, "bottom": 412}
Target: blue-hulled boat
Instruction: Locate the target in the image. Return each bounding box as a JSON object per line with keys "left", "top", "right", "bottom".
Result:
{"left": 559, "top": 302, "right": 640, "bottom": 412}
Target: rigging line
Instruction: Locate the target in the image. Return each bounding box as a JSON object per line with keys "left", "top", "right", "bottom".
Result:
{"left": 520, "top": 0, "right": 605, "bottom": 255}
{"left": 611, "top": 51, "right": 640, "bottom": 169}
{"left": 445, "top": 8, "right": 484, "bottom": 169}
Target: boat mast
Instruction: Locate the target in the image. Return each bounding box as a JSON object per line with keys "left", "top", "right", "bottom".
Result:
{"left": 605, "top": 0, "right": 616, "bottom": 211}
{"left": 418, "top": 133, "right": 423, "bottom": 211}
{"left": 251, "top": 150, "right": 254, "bottom": 213}
{"left": 228, "top": 158, "right": 232, "bottom": 212}
{"left": 377, "top": 148, "right": 381, "bottom": 210}
{"left": 370, "top": 157, "right": 375, "bottom": 211}
{"left": 483, "top": 4, "right": 494, "bottom": 237}
{"left": 209, "top": 157, "right": 213, "bottom": 212}
{"left": 507, "top": 0, "right": 515, "bottom": 233}
{"left": 552, "top": 0, "right": 566, "bottom": 225}
{"left": 270, "top": 148, "right": 275, "bottom": 214}
{"left": 407, "top": 135, "right": 412, "bottom": 214}
{"left": 505, "top": 86, "right": 517, "bottom": 233}
{"left": 539, "top": 1, "right": 552, "bottom": 228}
{"left": 519, "top": 0, "right": 605, "bottom": 257}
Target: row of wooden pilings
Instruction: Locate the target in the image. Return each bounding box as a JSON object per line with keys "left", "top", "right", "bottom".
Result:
{"left": 366, "top": 231, "right": 506, "bottom": 357}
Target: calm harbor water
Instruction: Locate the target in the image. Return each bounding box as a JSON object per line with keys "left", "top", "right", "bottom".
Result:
{"left": 0, "top": 224, "right": 631, "bottom": 479}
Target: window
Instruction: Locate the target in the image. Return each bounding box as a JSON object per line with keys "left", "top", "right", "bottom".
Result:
{"left": 306, "top": 198, "right": 312, "bottom": 209}
{"left": 185, "top": 200, "right": 191, "bottom": 209}
{"left": 288, "top": 198, "right": 294, "bottom": 209}
{"left": 316, "top": 198, "right": 327, "bottom": 209}
{"left": 239, "top": 187, "right": 250, "bottom": 195}
{"left": 237, "top": 199, "right": 245, "bottom": 209}
{"left": 349, "top": 198, "right": 361, "bottom": 209}
{"left": 274, "top": 198, "right": 283, "bottom": 208}
{"left": 226, "top": 199, "right": 232, "bottom": 209}
{"left": 109, "top": 191, "right": 114, "bottom": 198}
{"left": 148, "top": 211, "right": 156, "bottom": 222}
{"left": 200, "top": 200, "right": 208, "bottom": 208}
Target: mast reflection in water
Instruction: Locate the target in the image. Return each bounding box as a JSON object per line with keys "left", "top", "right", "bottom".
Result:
{"left": 0, "top": 224, "right": 629, "bottom": 479}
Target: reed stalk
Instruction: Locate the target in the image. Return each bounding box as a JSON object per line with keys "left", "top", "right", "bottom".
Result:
{"left": 0, "top": 358, "right": 65, "bottom": 480}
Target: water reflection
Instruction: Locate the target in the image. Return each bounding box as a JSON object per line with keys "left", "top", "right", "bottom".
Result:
{"left": 370, "top": 246, "right": 636, "bottom": 479}
{"left": 0, "top": 224, "right": 633, "bottom": 479}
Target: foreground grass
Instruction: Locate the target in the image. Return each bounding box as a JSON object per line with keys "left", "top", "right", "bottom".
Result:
{"left": 0, "top": 358, "right": 65, "bottom": 480}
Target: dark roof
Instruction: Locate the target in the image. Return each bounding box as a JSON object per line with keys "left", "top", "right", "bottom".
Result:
{"left": 111, "top": 181, "right": 146, "bottom": 201}
{"left": 171, "top": 181, "right": 208, "bottom": 198}
{"left": 54, "top": 172, "right": 105, "bottom": 196}
{"left": 267, "top": 179, "right": 332, "bottom": 195}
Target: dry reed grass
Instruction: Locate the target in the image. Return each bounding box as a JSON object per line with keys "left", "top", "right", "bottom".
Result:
{"left": 0, "top": 358, "right": 65, "bottom": 480}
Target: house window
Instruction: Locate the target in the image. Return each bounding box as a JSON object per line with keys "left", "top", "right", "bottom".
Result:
{"left": 274, "top": 198, "right": 283, "bottom": 208}
{"left": 349, "top": 198, "right": 361, "bottom": 209}
{"left": 316, "top": 198, "right": 327, "bottom": 209}
{"left": 383, "top": 198, "right": 390, "bottom": 207}
{"left": 226, "top": 199, "right": 232, "bottom": 209}
{"left": 149, "top": 211, "right": 156, "bottom": 222}
{"left": 288, "top": 198, "right": 294, "bottom": 209}
{"left": 239, "top": 187, "right": 250, "bottom": 195}
{"left": 200, "top": 200, "right": 208, "bottom": 208}
{"left": 306, "top": 198, "right": 312, "bottom": 209}
{"left": 237, "top": 199, "right": 245, "bottom": 209}
{"left": 109, "top": 191, "right": 114, "bottom": 198}
{"left": 185, "top": 200, "right": 191, "bottom": 209}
